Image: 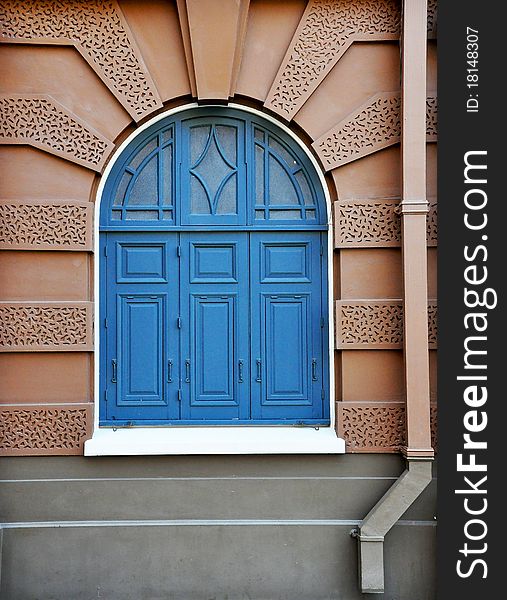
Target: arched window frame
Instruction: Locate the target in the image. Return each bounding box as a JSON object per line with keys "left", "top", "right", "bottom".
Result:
{"left": 101, "top": 106, "right": 327, "bottom": 230}
{"left": 86, "top": 103, "right": 344, "bottom": 456}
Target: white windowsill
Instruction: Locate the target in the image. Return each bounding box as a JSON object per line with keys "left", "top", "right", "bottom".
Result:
{"left": 84, "top": 427, "right": 345, "bottom": 456}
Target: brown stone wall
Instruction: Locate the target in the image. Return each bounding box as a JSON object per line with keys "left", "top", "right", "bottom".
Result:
{"left": 0, "top": 0, "right": 437, "bottom": 455}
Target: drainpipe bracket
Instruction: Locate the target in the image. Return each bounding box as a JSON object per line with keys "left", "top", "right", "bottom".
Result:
{"left": 358, "top": 534, "right": 384, "bottom": 543}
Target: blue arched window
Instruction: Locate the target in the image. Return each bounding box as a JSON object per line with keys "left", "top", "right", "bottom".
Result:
{"left": 100, "top": 107, "right": 329, "bottom": 426}
{"left": 102, "top": 107, "right": 324, "bottom": 228}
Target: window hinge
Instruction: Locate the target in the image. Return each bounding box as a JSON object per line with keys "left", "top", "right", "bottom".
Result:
{"left": 320, "top": 244, "right": 324, "bottom": 256}
{"left": 104, "top": 245, "right": 108, "bottom": 257}
{"left": 320, "top": 317, "right": 324, "bottom": 328}
{"left": 177, "top": 317, "right": 182, "bottom": 329}
{"left": 177, "top": 389, "right": 182, "bottom": 402}
{"left": 177, "top": 246, "right": 181, "bottom": 257}
{"left": 104, "top": 318, "right": 107, "bottom": 329}
{"left": 321, "top": 389, "right": 325, "bottom": 400}
{"left": 104, "top": 389, "right": 108, "bottom": 402}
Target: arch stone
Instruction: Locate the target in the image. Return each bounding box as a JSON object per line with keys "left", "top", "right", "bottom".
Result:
{"left": 0, "top": 0, "right": 162, "bottom": 121}
{"left": 0, "top": 94, "right": 114, "bottom": 171}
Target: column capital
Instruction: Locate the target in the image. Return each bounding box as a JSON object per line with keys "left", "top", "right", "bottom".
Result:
{"left": 400, "top": 200, "right": 429, "bottom": 214}
{"left": 402, "top": 447, "right": 435, "bottom": 460}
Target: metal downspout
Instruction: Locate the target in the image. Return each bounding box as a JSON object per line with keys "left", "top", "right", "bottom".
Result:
{"left": 354, "top": 0, "right": 434, "bottom": 593}
{"left": 356, "top": 460, "right": 433, "bottom": 593}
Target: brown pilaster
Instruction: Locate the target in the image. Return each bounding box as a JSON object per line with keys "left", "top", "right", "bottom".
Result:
{"left": 400, "top": 0, "right": 434, "bottom": 458}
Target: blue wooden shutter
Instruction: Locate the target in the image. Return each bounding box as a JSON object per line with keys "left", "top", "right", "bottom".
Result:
{"left": 250, "top": 232, "right": 326, "bottom": 421}
{"left": 179, "top": 232, "right": 250, "bottom": 421}
{"left": 103, "top": 233, "right": 180, "bottom": 423}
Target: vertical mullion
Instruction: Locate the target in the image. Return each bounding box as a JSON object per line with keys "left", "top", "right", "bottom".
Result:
{"left": 247, "top": 232, "right": 252, "bottom": 418}
{"left": 245, "top": 119, "right": 252, "bottom": 226}
{"left": 157, "top": 133, "right": 163, "bottom": 220}
{"left": 175, "top": 120, "right": 182, "bottom": 227}
{"left": 264, "top": 137, "right": 270, "bottom": 220}
{"left": 177, "top": 231, "right": 182, "bottom": 420}
{"left": 208, "top": 124, "right": 217, "bottom": 216}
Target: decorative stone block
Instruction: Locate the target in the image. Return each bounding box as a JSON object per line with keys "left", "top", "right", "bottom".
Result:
{"left": 0, "top": 200, "right": 92, "bottom": 250}
{"left": 337, "top": 401, "right": 437, "bottom": 453}
{"left": 313, "top": 93, "right": 437, "bottom": 170}
{"left": 0, "top": 94, "right": 114, "bottom": 171}
{"left": 427, "top": 0, "right": 437, "bottom": 39}
{"left": 264, "top": 0, "right": 401, "bottom": 120}
{"left": 338, "top": 401, "right": 406, "bottom": 452}
{"left": 334, "top": 197, "right": 437, "bottom": 247}
{"left": 0, "top": 403, "right": 92, "bottom": 455}
{"left": 335, "top": 300, "right": 438, "bottom": 349}
{"left": 0, "top": 302, "right": 93, "bottom": 352}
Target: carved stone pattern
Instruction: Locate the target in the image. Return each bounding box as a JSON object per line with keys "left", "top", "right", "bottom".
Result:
{"left": 0, "top": 407, "right": 88, "bottom": 452}
{"left": 0, "top": 96, "right": 111, "bottom": 169}
{"left": 336, "top": 200, "right": 400, "bottom": 246}
{"left": 427, "top": 197, "right": 437, "bottom": 245}
{"left": 315, "top": 93, "right": 401, "bottom": 169}
{"left": 428, "top": 302, "right": 437, "bottom": 348}
{"left": 0, "top": 305, "right": 88, "bottom": 349}
{"left": 427, "top": 0, "right": 437, "bottom": 38}
{"left": 340, "top": 404, "right": 406, "bottom": 451}
{"left": 339, "top": 303, "right": 403, "bottom": 346}
{"left": 0, "top": 0, "right": 161, "bottom": 120}
{"left": 340, "top": 403, "right": 437, "bottom": 452}
{"left": 0, "top": 203, "right": 88, "bottom": 248}
{"left": 315, "top": 93, "right": 437, "bottom": 170}
{"left": 265, "top": 0, "right": 401, "bottom": 119}
{"left": 336, "top": 198, "right": 437, "bottom": 247}
{"left": 337, "top": 301, "right": 437, "bottom": 348}
{"left": 430, "top": 404, "right": 437, "bottom": 452}
{"left": 426, "top": 95, "right": 437, "bottom": 140}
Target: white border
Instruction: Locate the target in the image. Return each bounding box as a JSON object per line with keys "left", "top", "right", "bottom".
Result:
{"left": 85, "top": 102, "right": 343, "bottom": 455}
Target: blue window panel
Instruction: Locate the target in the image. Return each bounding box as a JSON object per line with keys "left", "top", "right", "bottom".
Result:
{"left": 190, "top": 242, "right": 237, "bottom": 283}
{"left": 252, "top": 128, "right": 318, "bottom": 224}
{"left": 116, "top": 243, "right": 167, "bottom": 283}
{"left": 264, "top": 295, "right": 310, "bottom": 404}
{"left": 180, "top": 232, "right": 249, "bottom": 421}
{"left": 192, "top": 296, "right": 236, "bottom": 405}
{"left": 181, "top": 117, "right": 246, "bottom": 226}
{"left": 128, "top": 154, "right": 158, "bottom": 205}
{"left": 105, "top": 126, "right": 174, "bottom": 225}
{"left": 261, "top": 242, "right": 311, "bottom": 282}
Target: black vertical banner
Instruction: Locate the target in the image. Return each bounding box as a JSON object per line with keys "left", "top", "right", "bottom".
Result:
{"left": 438, "top": 1, "right": 504, "bottom": 598}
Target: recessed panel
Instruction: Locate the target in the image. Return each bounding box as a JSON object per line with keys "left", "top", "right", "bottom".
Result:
{"left": 0, "top": 251, "right": 88, "bottom": 301}
{"left": 192, "top": 296, "right": 236, "bottom": 406}
{"left": 118, "top": 295, "right": 165, "bottom": 406}
{"left": 190, "top": 243, "right": 237, "bottom": 283}
{"left": 117, "top": 243, "right": 167, "bottom": 283}
{"left": 264, "top": 295, "right": 310, "bottom": 405}
{"left": 261, "top": 242, "right": 310, "bottom": 282}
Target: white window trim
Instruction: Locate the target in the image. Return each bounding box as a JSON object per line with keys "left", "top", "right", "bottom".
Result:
{"left": 85, "top": 427, "right": 344, "bottom": 455}
{"left": 85, "top": 102, "right": 344, "bottom": 456}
